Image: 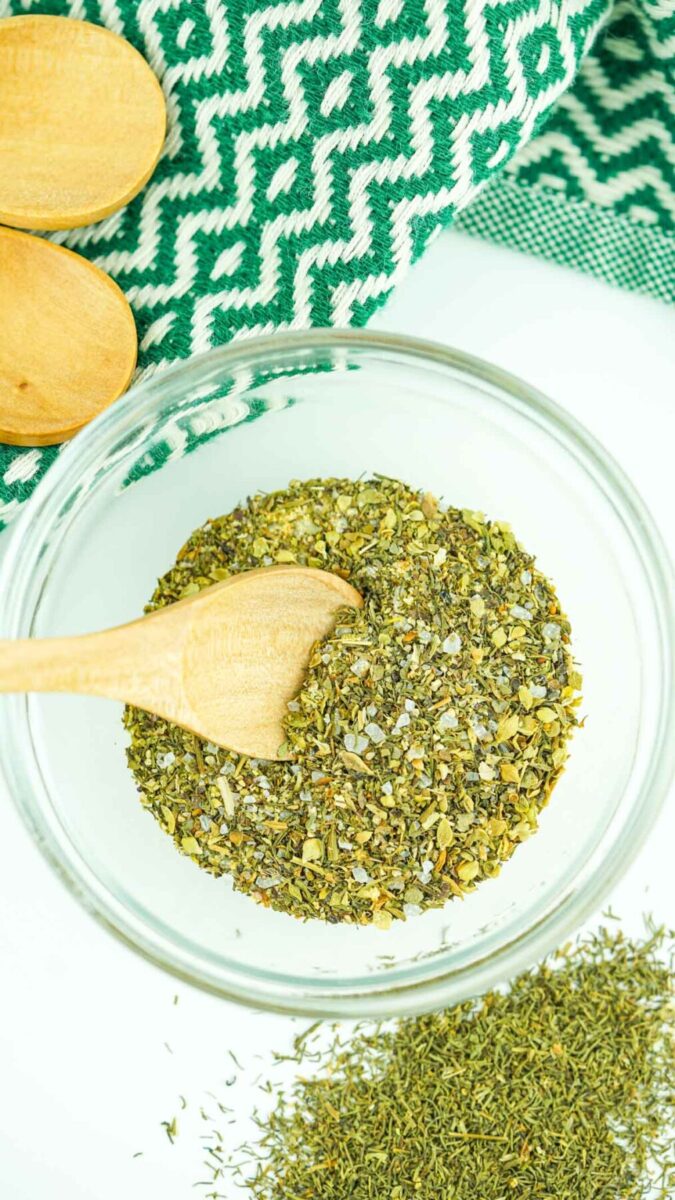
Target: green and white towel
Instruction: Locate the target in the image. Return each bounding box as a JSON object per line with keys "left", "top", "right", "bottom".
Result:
{"left": 0, "top": 0, "right": 673, "bottom": 530}
{"left": 457, "top": 0, "right": 675, "bottom": 300}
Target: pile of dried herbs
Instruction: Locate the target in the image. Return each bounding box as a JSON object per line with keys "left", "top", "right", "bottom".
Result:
{"left": 125, "top": 476, "right": 581, "bottom": 924}
{"left": 212, "top": 928, "right": 674, "bottom": 1200}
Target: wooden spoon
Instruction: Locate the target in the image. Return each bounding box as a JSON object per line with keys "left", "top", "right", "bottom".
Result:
{"left": 0, "top": 15, "right": 166, "bottom": 230}
{"left": 0, "top": 566, "right": 363, "bottom": 760}
{"left": 0, "top": 227, "right": 137, "bottom": 446}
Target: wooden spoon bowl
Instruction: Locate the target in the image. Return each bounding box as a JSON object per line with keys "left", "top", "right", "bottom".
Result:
{"left": 0, "top": 227, "right": 138, "bottom": 446}
{"left": 0, "top": 15, "right": 166, "bottom": 231}
{"left": 0, "top": 566, "right": 363, "bottom": 760}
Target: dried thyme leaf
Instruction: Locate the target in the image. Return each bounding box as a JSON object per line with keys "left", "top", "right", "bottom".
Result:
{"left": 125, "top": 477, "right": 582, "bottom": 925}
{"left": 219, "top": 928, "right": 674, "bottom": 1200}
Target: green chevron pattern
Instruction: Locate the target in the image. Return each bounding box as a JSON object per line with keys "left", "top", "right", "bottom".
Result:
{"left": 1, "top": 0, "right": 669, "bottom": 531}
{"left": 457, "top": 0, "right": 675, "bottom": 298}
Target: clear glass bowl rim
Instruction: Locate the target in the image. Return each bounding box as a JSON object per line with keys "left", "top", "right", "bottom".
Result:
{"left": 0, "top": 328, "right": 672, "bottom": 1017}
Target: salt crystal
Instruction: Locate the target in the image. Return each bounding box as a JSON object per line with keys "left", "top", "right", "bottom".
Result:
{"left": 542, "top": 622, "right": 561, "bottom": 640}
{"left": 351, "top": 657, "right": 371, "bottom": 677}
{"left": 256, "top": 875, "right": 283, "bottom": 890}
{"left": 510, "top": 604, "right": 532, "bottom": 621}
{"left": 365, "top": 722, "right": 386, "bottom": 745}
{"left": 344, "top": 732, "right": 370, "bottom": 754}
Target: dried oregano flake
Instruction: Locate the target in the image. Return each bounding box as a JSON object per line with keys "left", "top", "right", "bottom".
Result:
{"left": 124, "top": 476, "right": 581, "bottom": 924}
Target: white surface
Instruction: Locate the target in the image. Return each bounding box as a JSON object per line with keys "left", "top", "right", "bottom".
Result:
{"left": 0, "top": 231, "right": 673, "bottom": 1198}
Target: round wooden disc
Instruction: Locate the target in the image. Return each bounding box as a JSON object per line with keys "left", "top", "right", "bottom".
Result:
{"left": 0, "top": 228, "right": 137, "bottom": 446}
{"left": 0, "top": 15, "right": 166, "bottom": 231}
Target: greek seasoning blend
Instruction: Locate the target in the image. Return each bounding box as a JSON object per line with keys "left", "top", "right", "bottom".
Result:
{"left": 125, "top": 477, "right": 581, "bottom": 925}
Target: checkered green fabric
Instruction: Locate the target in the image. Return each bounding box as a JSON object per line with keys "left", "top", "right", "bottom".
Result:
{"left": 1, "top": 0, "right": 670, "bottom": 530}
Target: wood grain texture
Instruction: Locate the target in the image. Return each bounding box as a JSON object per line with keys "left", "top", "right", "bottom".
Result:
{"left": 0, "top": 566, "right": 363, "bottom": 759}
{"left": 0, "top": 227, "right": 137, "bottom": 445}
{"left": 0, "top": 15, "right": 166, "bottom": 230}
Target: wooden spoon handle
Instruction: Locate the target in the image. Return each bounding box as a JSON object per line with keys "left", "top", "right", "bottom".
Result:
{"left": 0, "top": 633, "right": 129, "bottom": 698}
{"left": 0, "top": 616, "right": 185, "bottom": 723}
{"left": 0, "top": 569, "right": 362, "bottom": 756}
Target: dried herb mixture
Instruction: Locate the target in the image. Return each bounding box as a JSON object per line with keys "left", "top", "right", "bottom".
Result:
{"left": 214, "top": 928, "right": 674, "bottom": 1200}
{"left": 125, "top": 476, "right": 581, "bottom": 924}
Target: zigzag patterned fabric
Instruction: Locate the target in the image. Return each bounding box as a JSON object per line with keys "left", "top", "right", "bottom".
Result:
{"left": 457, "top": 0, "right": 675, "bottom": 297}
{"left": 0, "top": 0, "right": 670, "bottom": 530}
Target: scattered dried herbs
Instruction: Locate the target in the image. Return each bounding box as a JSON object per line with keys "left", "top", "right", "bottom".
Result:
{"left": 211, "top": 928, "right": 674, "bottom": 1200}
{"left": 125, "top": 476, "right": 581, "bottom": 924}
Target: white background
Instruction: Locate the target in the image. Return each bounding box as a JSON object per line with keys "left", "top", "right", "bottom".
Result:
{"left": 0, "top": 231, "right": 673, "bottom": 1198}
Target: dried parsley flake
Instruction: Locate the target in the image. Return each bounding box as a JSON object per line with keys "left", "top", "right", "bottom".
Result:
{"left": 125, "top": 476, "right": 581, "bottom": 924}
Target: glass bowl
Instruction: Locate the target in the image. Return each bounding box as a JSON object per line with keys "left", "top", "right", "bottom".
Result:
{"left": 0, "top": 330, "right": 672, "bottom": 1017}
